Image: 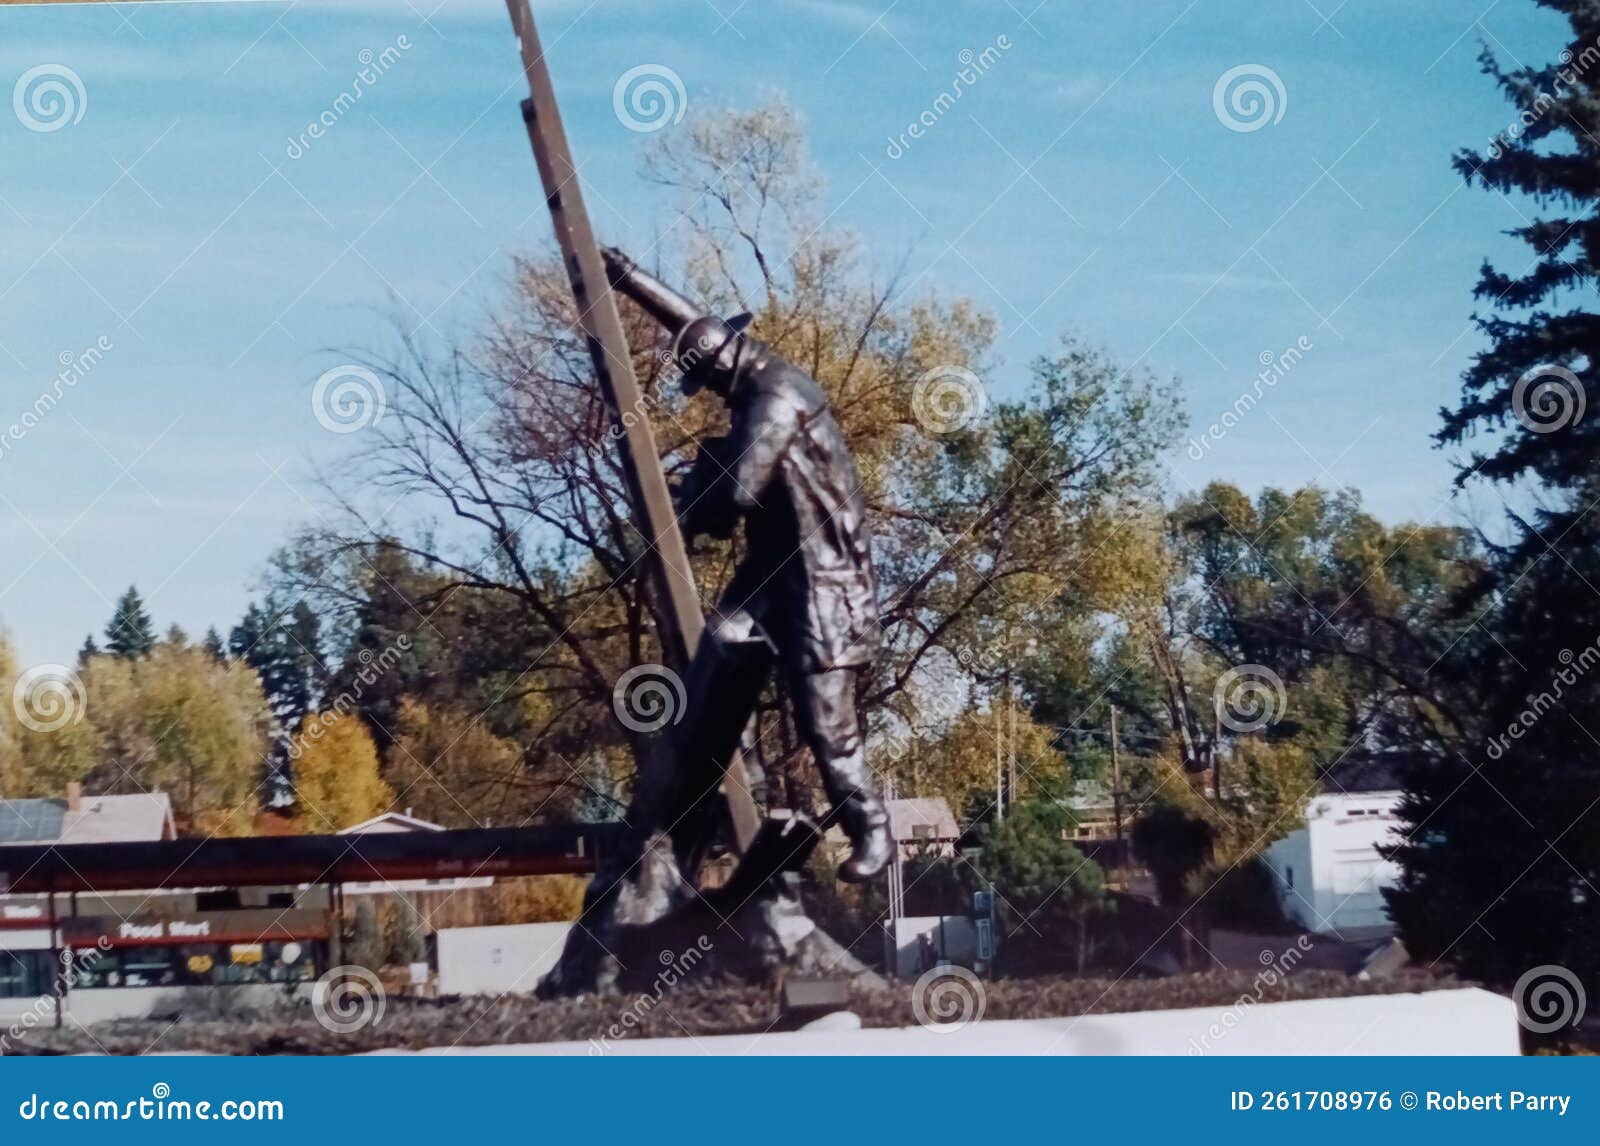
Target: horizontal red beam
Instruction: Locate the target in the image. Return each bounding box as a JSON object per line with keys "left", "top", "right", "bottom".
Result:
{"left": 0, "top": 824, "right": 619, "bottom": 895}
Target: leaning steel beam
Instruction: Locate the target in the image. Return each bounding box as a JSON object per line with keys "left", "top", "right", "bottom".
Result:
{"left": 503, "top": 0, "right": 758, "bottom": 852}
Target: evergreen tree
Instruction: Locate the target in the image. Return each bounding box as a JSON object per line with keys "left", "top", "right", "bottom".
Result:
{"left": 104, "top": 586, "right": 155, "bottom": 659}
{"left": 970, "top": 800, "right": 1110, "bottom": 973}
{"left": 1437, "top": 3, "right": 1600, "bottom": 505}
{"left": 284, "top": 601, "right": 328, "bottom": 720}
{"left": 229, "top": 599, "right": 328, "bottom": 805}
{"left": 76, "top": 635, "right": 99, "bottom": 669}
{"left": 348, "top": 900, "right": 385, "bottom": 972}
{"left": 229, "top": 600, "right": 324, "bottom": 734}
{"left": 201, "top": 627, "right": 226, "bottom": 663}
{"left": 389, "top": 897, "right": 428, "bottom": 967}
{"left": 1389, "top": 2, "right": 1600, "bottom": 1007}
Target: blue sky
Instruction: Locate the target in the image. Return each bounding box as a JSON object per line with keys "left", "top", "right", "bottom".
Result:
{"left": 0, "top": 0, "right": 1570, "bottom": 665}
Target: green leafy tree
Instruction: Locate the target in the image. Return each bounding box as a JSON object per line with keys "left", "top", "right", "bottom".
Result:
{"left": 0, "top": 636, "right": 101, "bottom": 798}
{"left": 85, "top": 635, "right": 272, "bottom": 835}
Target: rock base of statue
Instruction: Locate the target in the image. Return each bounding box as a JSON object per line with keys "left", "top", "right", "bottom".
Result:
{"left": 536, "top": 825, "right": 882, "bottom": 998}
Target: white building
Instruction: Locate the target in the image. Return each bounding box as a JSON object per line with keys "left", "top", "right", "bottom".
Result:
{"left": 336, "top": 810, "right": 495, "bottom": 896}
{"left": 435, "top": 922, "right": 572, "bottom": 996}
{"left": 1262, "top": 757, "right": 1405, "bottom": 936}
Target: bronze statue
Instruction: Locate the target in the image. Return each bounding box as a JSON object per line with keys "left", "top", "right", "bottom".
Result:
{"left": 606, "top": 247, "right": 893, "bottom": 884}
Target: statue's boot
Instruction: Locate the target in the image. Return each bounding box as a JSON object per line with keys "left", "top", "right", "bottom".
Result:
{"left": 826, "top": 757, "right": 893, "bottom": 883}
{"left": 795, "top": 666, "right": 894, "bottom": 883}
{"left": 837, "top": 798, "right": 893, "bottom": 883}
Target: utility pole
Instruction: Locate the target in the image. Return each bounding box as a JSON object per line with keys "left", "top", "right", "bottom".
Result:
{"left": 1002, "top": 626, "right": 1016, "bottom": 807}
{"left": 1212, "top": 691, "right": 1223, "bottom": 804}
{"left": 1006, "top": 690, "right": 1017, "bottom": 807}
{"left": 1109, "top": 704, "right": 1124, "bottom": 854}
{"left": 503, "top": 0, "right": 757, "bottom": 852}
{"left": 994, "top": 701, "right": 1004, "bottom": 823}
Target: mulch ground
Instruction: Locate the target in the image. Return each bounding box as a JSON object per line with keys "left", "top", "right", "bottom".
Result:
{"left": 4, "top": 970, "right": 1459, "bottom": 1055}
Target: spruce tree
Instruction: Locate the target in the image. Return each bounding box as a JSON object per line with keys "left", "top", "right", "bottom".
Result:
{"left": 1388, "top": 2, "right": 1600, "bottom": 1008}
{"left": 230, "top": 599, "right": 326, "bottom": 804}
{"left": 104, "top": 586, "right": 156, "bottom": 659}
{"left": 1436, "top": 2, "right": 1600, "bottom": 505}
{"left": 229, "top": 600, "right": 323, "bottom": 734}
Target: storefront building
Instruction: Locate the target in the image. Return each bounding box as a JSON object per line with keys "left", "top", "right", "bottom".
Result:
{"left": 1, "top": 809, "right": 611, "bottom": 1028}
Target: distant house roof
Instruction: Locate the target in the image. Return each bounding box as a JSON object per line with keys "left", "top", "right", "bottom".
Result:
{"left": 0, "top": 800, "right": 65, "bottom": 845}
{"left": 339, "top": 811, "right": 444, "bottom": 835}
{"left": 0, "top": 794, "right": 175, "bottom": 846}
{"left": 886, "top": 797, "right": 960, "bottom": 842}
{"left": 825, "top": 797, "right": 961, "bottom": 850}
{"left": 1064, "top": 779, "right": 1115, "bottom": 812}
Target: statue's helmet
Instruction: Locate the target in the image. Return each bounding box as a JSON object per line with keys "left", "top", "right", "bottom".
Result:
{"left": 672, "top": 313, "right": 753, "bottom": 396}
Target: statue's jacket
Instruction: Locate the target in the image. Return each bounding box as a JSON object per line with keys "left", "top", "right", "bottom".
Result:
{"left": 685, "top": 342, "right": 881, "bottom": 674}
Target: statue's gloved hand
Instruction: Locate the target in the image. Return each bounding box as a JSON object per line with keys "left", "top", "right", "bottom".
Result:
{"left": 675, "top": 438, "right": 740, "bottom": 540}
{"left": 600, "top": 245, "right": 635, "bottom": 289}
